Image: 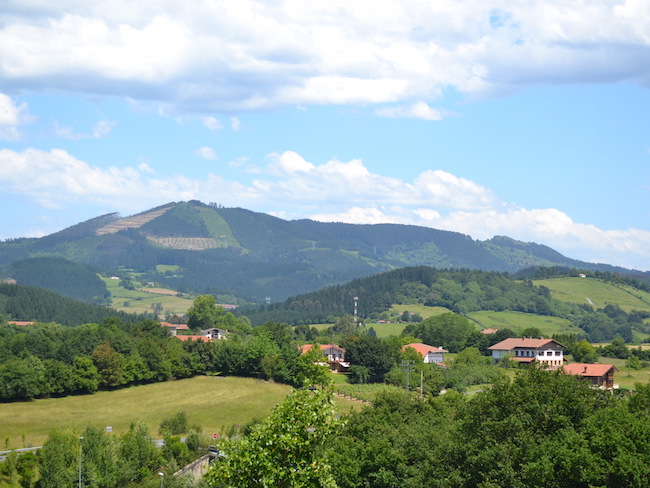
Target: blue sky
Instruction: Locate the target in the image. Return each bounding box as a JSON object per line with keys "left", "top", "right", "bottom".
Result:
{"left": 0, "top": 0, "right": 649, "bottom": 270}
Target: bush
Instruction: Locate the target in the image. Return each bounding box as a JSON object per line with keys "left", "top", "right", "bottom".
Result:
{"left": 159, "top": 411, "right": 188, "bottom": 435}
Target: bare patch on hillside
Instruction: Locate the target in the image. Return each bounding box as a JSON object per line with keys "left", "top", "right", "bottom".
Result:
{"left": 96, "top": 206, "right": 174, "bottom": 235}
{"left": 146, "top": 236, "right": 223, "bottom": 250}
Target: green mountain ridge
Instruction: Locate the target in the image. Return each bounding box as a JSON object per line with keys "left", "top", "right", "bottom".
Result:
{"left": 0, "top": 200, "right": 646, "bottom": 302}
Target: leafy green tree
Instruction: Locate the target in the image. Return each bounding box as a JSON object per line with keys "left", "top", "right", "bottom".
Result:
{"left": 92, "top": 342, "right": 124, "bottom": 388}
{"left": 571, "top": 339, "right": 599, "bottom": 363}
{"left": 206, "top": 388, "right": 342, "bottom": 488}
{"left": 342, "top": 336, "right": 400, "bottom": 383}
{"left": 187, "top": 295, "right": 225, "bottom": 330}
{"left": 38, "top": 431, "right": 78, "bottom": 488}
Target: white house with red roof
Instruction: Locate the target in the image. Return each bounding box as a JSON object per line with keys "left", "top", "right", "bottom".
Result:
{"left": 562, "top": 363, "right": 618, "bottom": 389}
{"left": 300, "top": 344, "right": 349, "bottom": 372}
{"left": 402, "top": 343, "right": 448, "bottom": 365}
{"left": 488, "top": 337, "right": 565, "bottom": 370}
{"left": 160, "top": 322, "right": 190, "bottom": 336}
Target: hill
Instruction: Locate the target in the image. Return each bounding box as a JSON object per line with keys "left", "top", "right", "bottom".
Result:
{"left": 0, "top": 200, "right": 646, "bottom": 303}
{"left": 241, "top": 267, "right": 650, "bottom": 342}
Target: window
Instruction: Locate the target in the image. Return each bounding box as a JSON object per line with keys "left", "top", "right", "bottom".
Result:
{"left": 546, "top": 351, "right": 552, "bottom": 356}
{"left": 555, "top": 351, "right": 561, "bottom": 356}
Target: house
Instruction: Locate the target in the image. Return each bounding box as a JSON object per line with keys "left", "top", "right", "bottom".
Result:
{"left": 488, "top": 337, "right": 565, "bottom": 370}
{"left": 7, "top": 321, "right": 35, "bottom": 326}
{"left": 402, "top": 343, "right": 448, "bottom": 364}
{"left": 481, "top": 328, "right": 498, "bottom": 335}
{"left": 563, "top": 363, "right": 618, "bottom": 389}
{"left": 201, "top": 328, "right": 229, "bottom": 340}
{"left": 175, "top": 335, "right": 213, "bottom": 343}
{"left": 300, "top": 344, "right": 349, "bottom": 372}
{"left": 160, "top": 322, "right": 190, "bottom": 336}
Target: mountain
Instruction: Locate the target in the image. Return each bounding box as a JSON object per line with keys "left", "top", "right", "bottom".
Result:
{"left": 0, "top": 201, "right": 645, "bottom": 302}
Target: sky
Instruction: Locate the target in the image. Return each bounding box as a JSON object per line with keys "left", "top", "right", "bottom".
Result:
{"left": 0, "top": 0, "right": 649, "bottom": 270}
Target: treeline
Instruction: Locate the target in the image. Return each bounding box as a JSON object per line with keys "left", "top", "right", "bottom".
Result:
{"left": 6, "top": 257, "right": 109, "bottom": 305}
{"left": 2, "top": 421, "right": 206, "bottom": 488}
{"left": 324, "top": 368, "right": 650, "bottom": 488}
{"left": 0, "top": 283, "right": 139, "bottom": 326}
{"left": 0, "top": 319, "right": 327, "bottom": 402}
{"left": 241, "top": 266, "right": 582, "bottom": 325}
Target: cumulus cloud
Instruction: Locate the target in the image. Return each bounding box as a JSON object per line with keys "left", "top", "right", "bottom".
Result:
{"left": 0, "top": 1, "right": 648, "bottom": 111}
{"left": 375, "top": 102, "right": 446, "bottom": 120}
{"left": 195, "top": 146, "right": 218, "bottom": 160}
{"left": 202, "top": 116, "right": 223, "bottom": 131}
{"left": 54, "top": 118, "right": 115, "bottom": 140}
{"left": 2, "top": 147, "right": 648, "bottom": 269}
{"left": 0, "top": 93, "right": 30, "bottom": 140}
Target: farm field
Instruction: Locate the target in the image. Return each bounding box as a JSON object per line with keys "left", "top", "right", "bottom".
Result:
{"left": 533, "top": 277, "right": 650, "bottom": 312}
{"left": 467, "top": 310, "right": 582, "bottom": 336}
{"left": 102, "top": 276, "right": 194, "bottom": 316}
{"left": 0, "top": 376, "right": 362, "bottom": 449}
{"left": 388, "top": 304, "right": 451, "bottom": 319}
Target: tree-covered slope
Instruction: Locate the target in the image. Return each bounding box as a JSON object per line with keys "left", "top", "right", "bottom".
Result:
{"left": 0, "top": 201, "right": 646, "bottom": 302}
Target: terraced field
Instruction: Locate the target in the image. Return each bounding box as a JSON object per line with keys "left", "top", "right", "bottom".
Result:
{"left": 96, "top": 205, "right": 173, "bottom": 235}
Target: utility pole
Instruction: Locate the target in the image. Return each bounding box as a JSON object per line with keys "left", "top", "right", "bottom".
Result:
{"left": 353, "top": 296, "right": 359, "bottom": 326}
{"left": 401, "top": 360, "right": 415, "bottom": 391}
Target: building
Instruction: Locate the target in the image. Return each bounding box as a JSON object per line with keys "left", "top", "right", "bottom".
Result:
{"left": 300, "top": 344, "right": 349, "bottom": 372}
{"left": 563, "top": 363, "right": 618, "bottom": 389}
{"left": 160, "top": 322, "right": 190, "bottom": 336}
{"left": 402, "top": 343, "right": 448, "bottom": 364}
{"left": 175, "top": 335, "right": 213, "bottom": 343}
{"left": 488, "top": 338, "right": 565, "bottom": 369}
{"left": 201, "top": 328, "right": 229, "bottom": 340}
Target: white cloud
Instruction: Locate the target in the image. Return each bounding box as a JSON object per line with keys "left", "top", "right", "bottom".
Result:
{"left": 195, "top": 146, "right": 218, "bottom": 160}
{"left": 0, "top": 93, "right": 29, "bottom": 140}
{"left": 1, "top": 147, "right": 649, "bottom": 270}
{"left": 202, "top": 116, "right": 223, "bottom": 131}
{"left": 230, "top": 116, "right": 241, "bottom": 131}
{"left": 0, "top": 1, "right": 648, "bottom": 111}
{"left": 54, "top": 118, "right": 115, "bottom": 140}
{"left": 375, "top": 102, "right": 445, "bottom": 120}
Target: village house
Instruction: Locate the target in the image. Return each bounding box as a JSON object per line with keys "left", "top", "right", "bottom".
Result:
{"left": 175, "top": 335, "right": 213, "bottom": 343}
{"left": 402, "top": 343, "right": 448, "bottom": 365}
{"left": 160, "top": 322, "right": 190, "bottom": 336}
{"left": 300, "top": 344, "right": 350, "bottom": 372}
{"left": 563, "top": 363, "right": 618, "bottom": 389}
{"left": 488, "top": 337, "right": 565, "bottom": 370}
{"left": 201, "top": 327, "right": 229, "bottom": 340}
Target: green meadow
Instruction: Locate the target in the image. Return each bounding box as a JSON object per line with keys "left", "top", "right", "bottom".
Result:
{"left": 0, "top": 376, "right": 361, "bottom": 449}
{"left": 533, "top": 277, "right": 650, "bottom": 312}
{"left": 102, "top": 276, "right": 195, "bottom": 316}
{"left": 466, "top": 310, "right": 583, "bottom": 336}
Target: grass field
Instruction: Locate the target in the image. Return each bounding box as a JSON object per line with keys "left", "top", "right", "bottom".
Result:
{"left": 388, "top": 304, "right": 451, "bottom": 319}
{"left": 0, "top": 376, "right": 361, "bottom": 449}
{"left": 467, "top": 311, "right": 582, "bottom": 336}
{"left": 533, "top": 277, "right": 650, "bottom": 313}
{"left": 102, "top": 277, "right": 195, "bottom": 316}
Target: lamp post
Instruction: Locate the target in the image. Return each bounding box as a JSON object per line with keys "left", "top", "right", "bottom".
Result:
{"left": 158, "top": 472, "right": 164, "bottom": 488}
{"left": 78, "top": 436, "right": 83, "bottom": 488}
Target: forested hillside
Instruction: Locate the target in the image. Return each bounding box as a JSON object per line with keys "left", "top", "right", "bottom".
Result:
{"left": 0, "top": 201, "right": 645, "bottom": 302}
{"left": 242, "top": 266, "right": 650, "bottom": 342}
{"left": 0, "top": 283, "right": 138, "bottom": 326}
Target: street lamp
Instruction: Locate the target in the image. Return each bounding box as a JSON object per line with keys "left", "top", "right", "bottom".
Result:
{"left": 78, "top": 436, "right": 84, "bottom": 488}
{"left": 158, "top": 472, "right": 164, "bottom": 488}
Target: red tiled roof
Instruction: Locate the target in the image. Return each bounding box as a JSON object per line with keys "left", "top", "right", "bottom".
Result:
{"left": 175, "top": 335, "right": 212, "bottom": 343}
{"left": 481, "top": 328, "right": 498, "bottom": 334}
{"left": 488, "top": 338, "right": 563, "bottom": 350}
{"left": 402, "top": 343, "right": 448, "bottom": 356}
{"left": 563, "top": 363, "right": 617, "bottom": 377}
{"left": 8, "top": 321, "right": 35, "bottom": 326}
{"left": 300, "top": 344, "right": 345, "bottom": 354}
{"left": 161, "top": 322, "right": 189, "bottom": 330}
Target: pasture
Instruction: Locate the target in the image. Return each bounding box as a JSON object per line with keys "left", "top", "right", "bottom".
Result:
{"left": 0, "top": 376, "right": 361, "bottom": 449}
{"left": 466, "top": 310, "right": 582, "bottom": 336}
{"left": 102, "top": 276, "right": 194, "bottom": 316}
{"left": 533, "top": 277, "right": 650, "bottom": 313}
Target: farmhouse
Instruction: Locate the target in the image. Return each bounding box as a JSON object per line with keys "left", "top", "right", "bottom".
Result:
{"left": 201, "top": 327, "right": 229, "bottom": 340}
{"left": 160, "top": 322, "right": 190, "bottom": 336}
{"left": 488, "top": 337, "right": 565, "bottom": 370}
{"left": 300, "top": 344, "right": 349, "bottom": 372}
{"left": 563, "top": 363, "right": 618, "bottom": 389}
{"left": 402, "top": 343, "right": 448, "bottom": 364}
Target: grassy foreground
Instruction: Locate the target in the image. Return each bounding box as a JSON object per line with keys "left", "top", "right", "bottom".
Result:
{"left": 0, "top": 376, "right": 362, "bottom": 449}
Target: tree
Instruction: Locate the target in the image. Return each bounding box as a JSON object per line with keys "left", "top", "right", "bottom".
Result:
{"left": 38, "top": 431, "right": 78, "bottom": 488}
{"left": 92, "top": 342, "right": 124, "bottom": 388}
{"left": 206, "top": 388, "right": 342, "bottom": 488}
{"left": 571, "top": 339, "right": 599, "bottom": 363}
{"left": 342, "top": 336, "right": 400, "bottom": 383}
{"left": 187, "top": 295, "right": 224, "bottom": 330}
